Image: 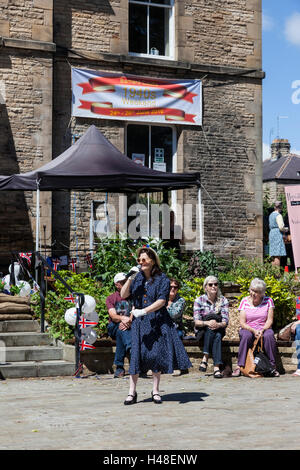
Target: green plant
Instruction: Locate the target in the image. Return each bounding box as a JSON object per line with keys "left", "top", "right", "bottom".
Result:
{"left": 236, "top": 275, "right": 296, "bottom": 331}
{"left": 93, "top": 235, "right": 189, "bottom": 284}
{"left": 179, "top": 277, "right": 204, "bottom": 318}
{"left": 187, "top": 250, "right": 218, "bottom": 279}
{"left": 9, "top": 284, "right": 22, "bottom": 296}
{"left": 218, "top": 257, "right": 283, "bottom": 282}
{"left": 32, "top": 271, "right": 112, "bottom": 342}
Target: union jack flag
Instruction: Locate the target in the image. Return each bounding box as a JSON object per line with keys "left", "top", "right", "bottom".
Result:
{"left": 79, "top": 340, "right": 96, "bottom": 351}
{"left": 52, "top": 258, "right": 61, "bottom": 271}
{"left": 69, "top": 258, "right": 77, "bottom": 273}
{"left": 64, "top": 294, "right": 76, "bottom": 303}
{"left": 19, "top": 252, "right": 32, "bottom": 266}
{"left": 79, "top": 316, "right": 98, "bottom": 329}
{"left": 85, "top": 253, "right": 93, "bottom": 269}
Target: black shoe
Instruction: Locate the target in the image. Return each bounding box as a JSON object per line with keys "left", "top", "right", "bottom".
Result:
{"left": 151, "top": 391, "right": 162, "bottom": 404}
{"left": 124, "top": 392, "right": 137, "bottom": 405}
{"left": 213, "top": 370, "right": 223, "bottom": 379}
{"left": 199, "top": 361, "right": 208, "bottom": 372}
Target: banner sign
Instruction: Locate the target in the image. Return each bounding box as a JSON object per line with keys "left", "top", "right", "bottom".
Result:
{"left": 285, "top": 185, "right": 300, "bottom": 271}
{"left": 72, "top": 68, "right": 202, "bottom": 126}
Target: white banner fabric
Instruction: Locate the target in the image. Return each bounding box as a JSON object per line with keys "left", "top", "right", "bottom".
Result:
{"left": 72, "top": 68, "right": 202, "bottom": 126}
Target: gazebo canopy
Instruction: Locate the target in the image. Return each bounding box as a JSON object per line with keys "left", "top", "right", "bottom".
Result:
{"left": 0, "top": 125, "right": 200, "bottom": 192}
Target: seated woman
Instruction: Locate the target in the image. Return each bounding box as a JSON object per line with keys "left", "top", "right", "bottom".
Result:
{"left": 167, "top": 278, "right": 186, "bottom": 339}
{"left": 193, "top": 276, "right": 229, "bottom": 378}
{"left": 232, "top": 278, "right": 280, "bottom": 377}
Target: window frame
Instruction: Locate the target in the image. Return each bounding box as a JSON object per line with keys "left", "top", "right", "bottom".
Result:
{"left": 125, "top": 121, "right": 178, "bottom": 212}
{"left": 128, "top": 0, "right": 175, "bottom": 60}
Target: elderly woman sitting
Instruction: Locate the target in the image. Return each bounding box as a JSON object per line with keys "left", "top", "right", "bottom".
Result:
{"left": 193, "top": 276, "right": 229, "bottom": 378}
{"left": 232, "top": 278, "right": 280, "bottom": 377}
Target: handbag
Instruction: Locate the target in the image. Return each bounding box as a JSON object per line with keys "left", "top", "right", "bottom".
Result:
{"left": 253, "top": 338, "right": 275, "bottom": 376}
{"left": 277, "top": 322, "right": 295, "bottom": 342}
{"left": 240, "top": 337, "right": 262, "bottom": 378}
{"left": 241, "top": 336, "right": 274, "bottom": 378}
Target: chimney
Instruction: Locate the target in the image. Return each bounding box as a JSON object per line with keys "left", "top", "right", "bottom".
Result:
{"left": 271, "top": 139, "right": 291, "bottom": 161}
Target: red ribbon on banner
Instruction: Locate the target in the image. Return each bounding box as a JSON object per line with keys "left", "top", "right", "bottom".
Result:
{"left": 78, "top": 75, "right": 197, "bottom": 103}
{"left": 79, "top": 101, "right": 196, "bottom": 123}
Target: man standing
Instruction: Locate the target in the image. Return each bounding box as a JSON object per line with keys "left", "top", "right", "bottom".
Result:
{"left": 106, "top": 273, "right": 133, "bottom": 378}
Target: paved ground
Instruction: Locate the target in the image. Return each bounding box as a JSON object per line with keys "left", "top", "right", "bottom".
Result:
{"left": 1, "top": 371, "right": 300, "bottom": 451}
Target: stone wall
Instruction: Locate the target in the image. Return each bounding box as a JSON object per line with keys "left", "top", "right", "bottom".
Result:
{"left": 0, "top": 0, "right": 263, "bottom": 267}
{"left": 0, "top": 0, "right": 53, "bottom": 268}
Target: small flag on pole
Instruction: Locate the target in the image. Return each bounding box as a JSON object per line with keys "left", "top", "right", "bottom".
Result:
{"left": 79, "top": 340, "right": 96, "bottom": 351}
{"left": 64, "top": 294, "right": 76, "bottom": 303}
{"left": 19, "top": 252, "right": 32, "bottom": 266}
{"left": 69, "top": 258, "right": 77, "bottom": 273}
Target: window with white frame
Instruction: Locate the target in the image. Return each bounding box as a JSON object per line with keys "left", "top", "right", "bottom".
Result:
{"left": 129, "top": 0, "right": 174, "bottom": 59}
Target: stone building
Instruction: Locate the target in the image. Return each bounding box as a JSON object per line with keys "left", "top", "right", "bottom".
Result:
{"left": 263, "top": 138, "right": 300, "bottom": 204}
{"left": 0, "top": 0, "right": 264, "bottom": 268}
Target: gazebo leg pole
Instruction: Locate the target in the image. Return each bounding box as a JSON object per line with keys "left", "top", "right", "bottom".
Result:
{"left": 35, "top": 184, "right": 40, "bottom": 283}
{"left": 198, "top": 187, "right": 203, "bottom": 252}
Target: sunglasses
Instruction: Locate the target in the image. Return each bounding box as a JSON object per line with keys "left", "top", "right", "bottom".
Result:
{"left": 138, "top": 257, "right": 151, "bottom": 264}
{"left": 170, "top": 285, "right": 179, "bottom": 289}
{"left": 207, "top": 283, "right": 218, "bottom": 287}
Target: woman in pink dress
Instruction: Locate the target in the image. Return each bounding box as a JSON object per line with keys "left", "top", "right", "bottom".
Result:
{"left": 232, "top": 278, "right": 280, "bottom": 377}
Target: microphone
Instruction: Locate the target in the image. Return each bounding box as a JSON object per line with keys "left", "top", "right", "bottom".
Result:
{"left": 125, "top": 265, "right": 141, "bottom": 279}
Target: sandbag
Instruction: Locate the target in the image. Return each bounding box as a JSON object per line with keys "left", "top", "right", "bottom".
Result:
{"left": 0, "top": 302, "right": 31, "bottom": 313}
{"left": 0, "top": 293, "right": 30, "bottom": 305}
{"left": 0, "top": 314, "right": 33, "bottom": 320}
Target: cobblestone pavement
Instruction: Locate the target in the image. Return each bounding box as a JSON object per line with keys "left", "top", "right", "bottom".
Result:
{"left": 1, "top": 371, "right": 300, "bottom": 451}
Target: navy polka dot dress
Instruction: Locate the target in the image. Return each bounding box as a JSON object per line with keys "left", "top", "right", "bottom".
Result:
{"left": 129, "top": 271, "right": 192, "bottom": 375}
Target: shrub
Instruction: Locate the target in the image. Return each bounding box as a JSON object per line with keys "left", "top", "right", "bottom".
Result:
{"left": 93, "top": 235, "right": 189, "bottom": 285}
{"left": 187, "top": 250, "right": 218, "bottom": 279}
{"left": 179, "top": 277, "right": 204, "bottom": 317}
{"left": 32, "top": 271, "right": 112, "bottom": 342}
{"left": 218, "top": 256, "right": 283, "bottom": 283}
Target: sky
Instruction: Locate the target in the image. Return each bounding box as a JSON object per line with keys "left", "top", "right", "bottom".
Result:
{"left": 262, "top": 0, "right": 300, "bottom": 160}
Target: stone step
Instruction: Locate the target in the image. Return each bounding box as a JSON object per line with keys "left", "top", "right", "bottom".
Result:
{"left": 0, "top": 332, "right": 52, "bottom": 347}
{"left": 0, "top": 320, "right": 40, "bottom": 333}
{"left": 2, "top": 346, "right": 64, "bottom": 362}
{"left": 0, "top": 360, "right": 76, "bottom": 379}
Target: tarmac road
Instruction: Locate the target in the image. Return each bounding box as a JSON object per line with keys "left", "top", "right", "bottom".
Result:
{"left": 0, "top": 371, "right": 299, "bottom": 451}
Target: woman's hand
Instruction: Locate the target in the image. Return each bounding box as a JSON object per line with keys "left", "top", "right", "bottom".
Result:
{"left": 254, "top": 329, "right": 263, "bottom": 338}
{"left": 131, "top": 308, "right": 147, "bottom": 318}
{"left": 119, "top": 316, "right": 132, "bottom": 330}
{"left": 206, "top": 319, "right": 218, "bottom": 330}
